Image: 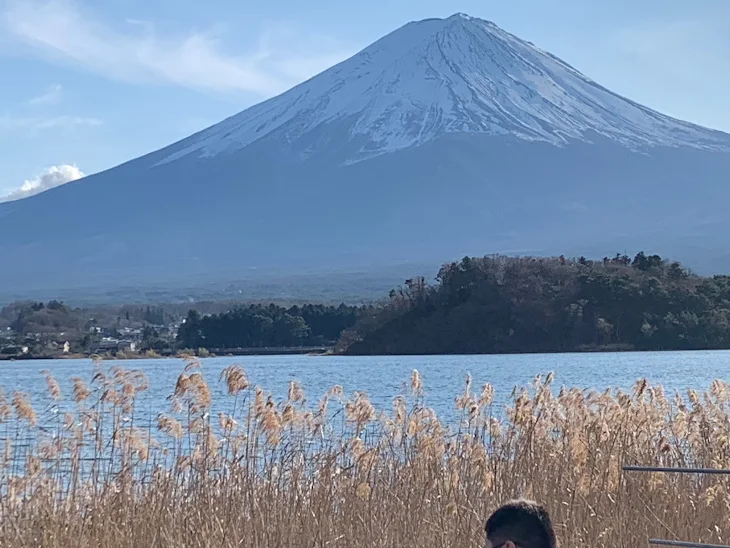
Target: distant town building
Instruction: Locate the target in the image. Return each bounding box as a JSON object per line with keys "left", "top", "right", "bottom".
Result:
{"left": 94, "top": 338, "right": 136, "bottom": 353}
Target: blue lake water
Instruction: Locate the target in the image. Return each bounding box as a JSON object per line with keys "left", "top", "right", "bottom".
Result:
{"left": 1, "top": 351, "right": 728, "bottom": 424}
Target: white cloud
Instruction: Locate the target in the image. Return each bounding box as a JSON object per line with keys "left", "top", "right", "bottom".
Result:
{"left": 0, "top": 164, "right": 85, "bottom": 202}
{"left": 0, "top": 114, "right": 102, "bottom": 134}
{"left": 28, "top": 83, "right": 63, "bottom": 105}
{"left": 3, "top": 0, "right": 356, "bottom": 96}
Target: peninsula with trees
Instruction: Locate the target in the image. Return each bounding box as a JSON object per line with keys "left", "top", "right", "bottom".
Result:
{"left": 4, "top": 252, "right": 730, "bottom": 358}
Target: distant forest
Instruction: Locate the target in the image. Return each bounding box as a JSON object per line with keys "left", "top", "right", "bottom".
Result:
{"left": 343, "top": 253, "right": 730, "bottom": 355}
{"left": 177, "top": 304, "right": 364, "bottom": 350}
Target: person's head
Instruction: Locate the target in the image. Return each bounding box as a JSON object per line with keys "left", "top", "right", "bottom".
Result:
{"left": 485, "top": 500, "right": 556, "bottom": 548}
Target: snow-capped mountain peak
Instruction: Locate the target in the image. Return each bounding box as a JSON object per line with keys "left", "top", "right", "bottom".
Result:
{"left": 159, "top": 14, "right": 729, "bottom": 166}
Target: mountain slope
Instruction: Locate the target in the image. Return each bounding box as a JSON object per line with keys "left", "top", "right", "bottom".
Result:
{"left": 159, "top": 13, "right": 729, "bottom": 166}
{"left": 1, "top": 13, "right": 729, "bottom": 299}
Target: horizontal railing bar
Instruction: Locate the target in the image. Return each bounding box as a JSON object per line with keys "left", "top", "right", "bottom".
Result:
{"left": 623, "top": 466, "right": 730, "bottom": 475}
{"left": 649, "top": 539, "right": 730, "bottom": 548}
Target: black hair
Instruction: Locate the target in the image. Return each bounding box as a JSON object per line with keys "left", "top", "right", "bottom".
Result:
{"left": 485, "top": 499, "right": 557, "bottom": 548}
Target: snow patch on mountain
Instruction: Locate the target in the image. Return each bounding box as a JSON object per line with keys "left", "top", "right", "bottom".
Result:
{"left": 158, "top": 13, "right": 730, "bottom": 167}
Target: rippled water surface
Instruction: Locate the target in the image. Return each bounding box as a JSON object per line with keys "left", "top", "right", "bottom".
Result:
{"left": 1, "top": 351, "right": 728, "bottom": 422}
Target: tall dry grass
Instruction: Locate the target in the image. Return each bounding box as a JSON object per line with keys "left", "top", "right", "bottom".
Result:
{"left": 0, "top": 360, "right": 729, "bottom": 548}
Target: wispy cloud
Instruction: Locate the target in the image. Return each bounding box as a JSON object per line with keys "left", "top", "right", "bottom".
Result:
{"left": 1, "top": 85, "right": 101, "bottom": 137}
{"left": 0, "top": 114, "right": 102, "bottom": 134}
{"left": 27, "top": 83, "right": 63, "bottom": 105}
{"left": 0, "top": 164, "right": 85, "bottom": 203}
{"left": 3, "top": 0, "right": 356, "bottom": 96}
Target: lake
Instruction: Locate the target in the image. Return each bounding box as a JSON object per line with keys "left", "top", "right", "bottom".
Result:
{"left": 1, "top": 350, "right": 728, "bottom": 425}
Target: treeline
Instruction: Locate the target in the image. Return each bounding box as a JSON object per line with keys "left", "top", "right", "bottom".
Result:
{"left": 343, "top": 253, "right": 730, "bottom": 355}
{"left": 177, "top": 304, "right": 363, "bottom": 349}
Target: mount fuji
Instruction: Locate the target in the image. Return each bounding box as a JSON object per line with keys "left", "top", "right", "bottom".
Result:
{"left": 2, "top": 13, "right": 730, "bottom": 299}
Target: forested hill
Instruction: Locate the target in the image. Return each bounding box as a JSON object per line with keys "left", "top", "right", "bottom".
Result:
{"left": 343, "top": 253, "right": 730, "bottom": 355}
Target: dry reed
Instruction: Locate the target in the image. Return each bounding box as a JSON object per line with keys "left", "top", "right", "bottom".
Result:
{"left": 0, "top": 361, "right": 728, "bottom": 548}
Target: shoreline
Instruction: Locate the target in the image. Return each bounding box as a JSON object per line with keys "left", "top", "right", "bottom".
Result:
{"left": 0, "top": 346, "right": 333, "bottom": 362}
{"left": 2, "top": 344, "right": 728, "bottom": 362}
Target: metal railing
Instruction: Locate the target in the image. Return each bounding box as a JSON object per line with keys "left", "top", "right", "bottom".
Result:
{"left": 624, "top": 465, "right": 730, "bottom": 476}
{"left": 623, "top": 465, "right": 730, "bottom": 548}
{"left": 649, "top": 541, "right": 730, "bottom": 548}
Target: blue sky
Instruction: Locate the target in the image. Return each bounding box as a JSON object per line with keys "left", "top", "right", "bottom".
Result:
{"left": 1, "top": 0, "right": 729, "bottom": 199}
